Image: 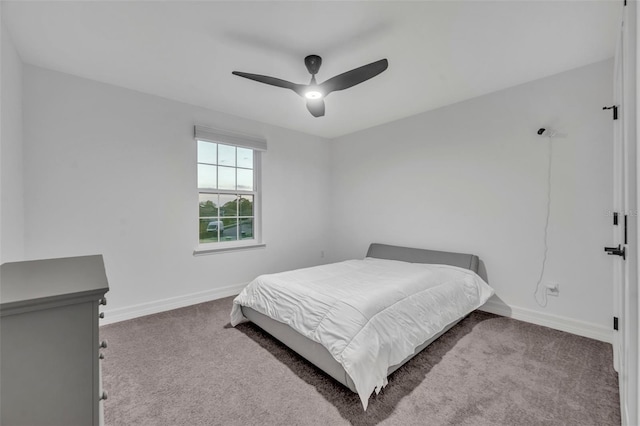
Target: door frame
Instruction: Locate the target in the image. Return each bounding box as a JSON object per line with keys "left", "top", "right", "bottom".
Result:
{"left": 614, "top": 2, "right": 638, "bottom": 425}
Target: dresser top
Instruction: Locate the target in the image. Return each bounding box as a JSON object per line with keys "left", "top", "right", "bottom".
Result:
{"left": 1, "top": 255, "right": 109, "bottom": 314}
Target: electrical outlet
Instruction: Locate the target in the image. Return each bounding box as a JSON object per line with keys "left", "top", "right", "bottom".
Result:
{"left": 545, "top": 282, "right": 559, "bottom": 296}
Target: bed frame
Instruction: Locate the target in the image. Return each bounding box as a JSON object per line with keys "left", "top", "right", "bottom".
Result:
{"left": 241, "top": 243, "right": 480, "bottom": 393}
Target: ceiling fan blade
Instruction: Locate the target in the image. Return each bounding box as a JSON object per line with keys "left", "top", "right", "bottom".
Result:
{"left": 320, "top": 59, "right": 388, "bottom": 95}
{"left": 306, "top": 99, "right": 325, "bottom": 117}
{"left": 232, "top": 71, "right": 306, "bottom": 96}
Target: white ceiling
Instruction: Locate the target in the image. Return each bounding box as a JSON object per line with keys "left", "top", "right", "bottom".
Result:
{"left": 2, "top": 1, "right": 621, "bottom": 139}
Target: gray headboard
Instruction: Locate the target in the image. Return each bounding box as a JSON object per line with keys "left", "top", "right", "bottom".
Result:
{"left": 366, "top": 243, "right": 480, "bottom": 273}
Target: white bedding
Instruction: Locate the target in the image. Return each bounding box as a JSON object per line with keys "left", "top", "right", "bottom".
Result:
{"left": 230, "top": 257, "right": 494, "bottom": 409}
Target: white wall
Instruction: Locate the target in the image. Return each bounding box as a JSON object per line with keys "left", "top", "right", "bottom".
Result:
{"left": 17, "top": 58, "right": 616, "bottom": 340}
{"left": 22, "top": 65, "right": 331, "bottom": 321}
{"left": 329, "top": 60, "right": 614, "bottom": 341}
{"left": 0, "top": 20, "right": 25, "bottom": 264}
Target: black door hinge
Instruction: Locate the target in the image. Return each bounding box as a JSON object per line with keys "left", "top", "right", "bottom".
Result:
{"left": 614, "top": 316, "right": 619, "bottom": 331}
{"left": 603, "top": 105, "right": 618, "bottom": 120}
{"left": 614, "top": 212, "right": 619, "bottom": 225}
{"left": 604, "top": 244, "right": 626, "bottom": 260}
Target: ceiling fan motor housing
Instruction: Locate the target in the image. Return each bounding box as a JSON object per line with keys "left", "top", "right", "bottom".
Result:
{"left": 305, "top": 55, "right": 322, "bottom": 75}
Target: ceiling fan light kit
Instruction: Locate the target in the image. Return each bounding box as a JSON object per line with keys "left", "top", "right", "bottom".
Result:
{"left": 232, "top": 54, "right": 388, "bottom": 117}
{"left": 304, "top": 88, "right": 323, "bottom": 100}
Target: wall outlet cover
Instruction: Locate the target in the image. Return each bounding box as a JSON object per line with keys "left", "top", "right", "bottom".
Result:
{"left": 546, "top": 282, "right": 560, "bottom": 296}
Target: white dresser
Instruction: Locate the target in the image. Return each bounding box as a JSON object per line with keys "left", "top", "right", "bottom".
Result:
{"left": 0, "top": 255, "right": 110, "bottom": 426}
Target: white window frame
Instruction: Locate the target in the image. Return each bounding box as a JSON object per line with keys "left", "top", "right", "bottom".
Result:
{"left": 193, "top": 125, "right": 266, "bottom": 255}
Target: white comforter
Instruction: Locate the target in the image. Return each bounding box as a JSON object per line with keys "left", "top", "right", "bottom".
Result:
{"left": 230, "top": 258, "right": 494, "bottom": 409}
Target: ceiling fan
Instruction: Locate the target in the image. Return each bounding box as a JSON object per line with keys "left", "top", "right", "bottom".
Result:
{"left": 232, "top": 55, "right": 388, "bottom": 117}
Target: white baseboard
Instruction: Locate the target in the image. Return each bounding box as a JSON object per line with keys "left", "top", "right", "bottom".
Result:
{"left": 479, "top": 299, "right": 612, "bottom": 343}
{"left": 101, "top": 285, "right": 613, "bottom": 344}
{"left": 100, "top": 282, "right": 247, "bottom": 325}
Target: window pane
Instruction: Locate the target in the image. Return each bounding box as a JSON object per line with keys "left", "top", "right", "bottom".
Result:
{"left": 219, "top": 194, "right": 238, "bottom": 217}
{"left": 199, "top": 218, "right": 221, "bottom": 243}
{"left": 239, "top": 218, "right": 254, "bottom": 240}
{"left": 197, "top": 141, "right": 217, "bottom": 164}
{"left": 198, "top": 164, "right": 217, "bottom": 189}
{"left": 197, "top": 140, "right": 259, "bottom": 247}
{"left": 239, "top": 195, "right": 253, "bottom": 216}
{"left": 221, "top": 218, "right": 238, "bottom": 241}
{"left": 199, "top": 194, "right": 218, "bottom": 217}
{"left": 237, "top": 169, "right": 253, "bottom": 191}
{"left": 237, "top": 148, "right": 253, "bottom": 169}
{"left": 218, "top": 144, "right": 236, "bottom": 167}
{"left": 218, "top": 166, "right": 236, "bottom": 190}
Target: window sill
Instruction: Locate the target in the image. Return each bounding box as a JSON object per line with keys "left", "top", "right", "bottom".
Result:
{"left": 193, "top": 242, "right": 266, "bottom": 256}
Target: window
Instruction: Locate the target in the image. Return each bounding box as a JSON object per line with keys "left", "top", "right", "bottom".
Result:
{"left": 194, "top": 125, "right": 266, "bottom": 253}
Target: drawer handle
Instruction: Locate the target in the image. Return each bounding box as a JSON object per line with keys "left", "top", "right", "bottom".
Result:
{"left": 99, "top": 312, "right": 105, "bottom": 319}
{"left": 99, "top": 298, "right": 107, "bottom": 306}
{"left": 100, "top": 391, "right": 108, "bottom": 401}
{"left": 99, "top": 340, "right": 108, "bottom": 349}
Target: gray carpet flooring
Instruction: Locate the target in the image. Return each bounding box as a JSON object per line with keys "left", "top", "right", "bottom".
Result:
{"left": 100, "top": 296, "right": 620, "bottom": 426}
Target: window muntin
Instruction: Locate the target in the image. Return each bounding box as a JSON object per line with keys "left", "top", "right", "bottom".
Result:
{"left": 198, "top": 140, "right": 257, "bottom": 245}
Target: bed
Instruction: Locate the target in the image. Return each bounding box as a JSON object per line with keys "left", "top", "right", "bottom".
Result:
{"left": 230, "top": 243, "right": 493, "bottom": 409}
